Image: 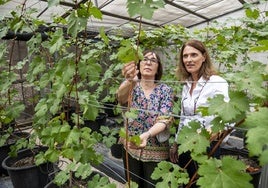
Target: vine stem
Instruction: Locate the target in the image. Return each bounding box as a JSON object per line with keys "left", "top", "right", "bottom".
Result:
{"left": 125, "top": 15, "right": 143, "bottom": 187}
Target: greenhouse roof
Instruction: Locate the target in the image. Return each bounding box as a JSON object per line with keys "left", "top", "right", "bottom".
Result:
{"left": 0, "top": 0, "right": 263, "bottom": 35}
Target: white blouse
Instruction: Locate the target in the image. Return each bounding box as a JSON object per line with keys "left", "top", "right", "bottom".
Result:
{"left": 176, "top": 75, "right": 229, "bottom": 139}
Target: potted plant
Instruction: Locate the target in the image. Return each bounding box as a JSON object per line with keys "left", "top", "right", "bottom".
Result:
{"left": 0, "top": 24, "right": 31, "bottom": 176}
{"left": 0, "top": 130, "right": 30, "bottom": 176}
{"left": 2, "top": 146, "right": 55, "bottom": 188}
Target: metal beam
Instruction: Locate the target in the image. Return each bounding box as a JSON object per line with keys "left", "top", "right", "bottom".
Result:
{"left": 98, "top": 0, "right": 115, "bottom": 9}
{"left": 164, "top": 0, "right": 210, "bottom": 21}
{"left": 187, "top": 0, "right": 260, "bottom": 28}
{"left": 101, "top": 10, "right": 160, "bottom": 28}
{"left": 238, "top": 0, "right": 247, "bottom": 4}
{"left": 187, "top": 6, "right": 244, "bottom": 28}
{"left": 40, "top": 0, "right": 160, "bottom": 27}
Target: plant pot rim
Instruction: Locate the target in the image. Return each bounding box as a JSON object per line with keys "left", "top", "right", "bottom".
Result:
{"left": 2, "top": 146, "right": 48, "bottom": 171}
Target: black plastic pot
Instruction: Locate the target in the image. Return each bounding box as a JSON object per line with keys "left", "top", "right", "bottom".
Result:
{"left": 110, "top": 143, "right": 123, "bottom": 159}
{"left": 104, "top": 102, "right": 119, "bottom": 117}
{"left": 2, "top": 146, "right": 55, "bottom": 188}
{"left": 0, "top": 131, "right": 30, "bottom": 176}
{"left": 110, "top": 132, "right": 123, "bottom": 159}
{"left": 84, "top": 112, "right": 108, "bottom": 132}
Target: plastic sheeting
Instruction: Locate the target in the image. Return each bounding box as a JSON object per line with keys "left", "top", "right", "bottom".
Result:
{"left": 0, "top": 0, "right": 261, "bottom": 35}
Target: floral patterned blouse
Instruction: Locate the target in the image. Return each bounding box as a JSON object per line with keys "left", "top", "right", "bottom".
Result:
{"left": 124, "top": 82, "right": 173, "bottom": 162}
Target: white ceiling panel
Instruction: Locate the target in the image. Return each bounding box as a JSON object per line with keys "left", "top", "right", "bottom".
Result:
{"left": 0, "top": 0, "right": 266, "bottom": 36}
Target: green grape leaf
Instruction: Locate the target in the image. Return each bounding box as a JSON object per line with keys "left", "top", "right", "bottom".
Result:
{"left": 151, "top": 161, "right": 189, "bottom": 188}
{"left": 49, "top": 29, "right": 65, "bottom": 54}
{"left": 130, "top": 135, "right": 141, "bottom": 146}
{"left": 177, "top": 121, "right": 210, "bottom": 155}
{"left": 119, "top": 128, "right": 141, "bottom": 146}
{"left": 207, "top": 91, "right": 249, "bottom": 122}
{"left": 89, "top": 6, "right": 103, "bottom": 20}
{"left": 80, "top": 94, "right": 99, "bottom": 121}
{"left": 251, "top": 40, "right": 268, "bottom": 52}
{"left": 35, "top": 100, "right": 48, "bottom": 117}
{"left": 259, "top": 150, "right": 268, "bottom": 166}
{"left": 244, "top": 108, "right": 268, "bottom": 165}
{"left": 197, "top": 157, "right": 253, "bottom": 188}
{"left": 0, "top": 133, "right": 9, "bottom": 147}
{"left": 35, "top": 151, "right": 47, "bottom": 166}
{"left": 99, "top": 27, "right": 109, "bottom": 45}
{"left": 45, "top": 148, "right": 60, "bottom": 163}
{"left": 127, "top": 0, "right": 165, "bottom": 20}
{"left": 102, "top": 135, "right": 117, "bottom": 148}
{"left": 77, "top": 2, "right": 102, "bottom": 20}
{"left": 6, "top": 102, "right": 25, "bottom": 120}
{"left": 100, "top": 126, "right": 111, "bottom": 135}
{"left": 119, "top": 128, "right": 127, "bottom": 139}
{"left": 226, "top": 62, "right": 267, "bottom": 98}
{"left": 116, "top": 39, "right": 143, "bottom": 63}
{"left": 56, "top": 59, "right": 75, "bottom": 84}
{"left": 87, "top": 173, "right": 115, "bottom": 188}
{"left": 125, "top": 108, "right": 139, "bottom": 119}
{"left": 246, "top": 126, "right": 268, "bottom": 165}
{"left": 75, "top": 163, "right": 92, "bottom": 179}
{"left": 54, "top": 170, "right": 70, "bottom": 186}
{"left": 61, "top": 148, "right": 74, "bottom": 159}
{"left": 245, "top": 8, "right": 260, "bottom": 20}
{"left": 65, "top": 127, "right": 80, "bottom": 146}
{"left": 244, "top": 107, "right": 268, "bottom": 128}
{"left": 80, "top": 148, "right": 103, "bottom": 164}
{"left": 67, "top": 11, "right": 87, "bottom": 38}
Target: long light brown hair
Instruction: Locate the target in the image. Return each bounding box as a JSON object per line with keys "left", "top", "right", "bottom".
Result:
{"left": 176, "top": 39, "right": 217, "bottom": 81}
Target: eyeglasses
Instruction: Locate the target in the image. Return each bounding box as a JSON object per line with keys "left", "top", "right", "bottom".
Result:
{"left": 141, "top": 57, "right": 158, "bottom": 64}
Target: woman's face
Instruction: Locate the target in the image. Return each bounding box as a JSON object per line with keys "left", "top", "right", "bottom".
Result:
{"left": 139, "top": 52, "right": 159, "bottom": 79}
{"left": 182, "top": 45, "right": 205, "bottom": 76}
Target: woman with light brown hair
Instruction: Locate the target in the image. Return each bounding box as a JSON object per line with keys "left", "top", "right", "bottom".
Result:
{"left": 170, "top": 39, "right": 230, "bottom": 187}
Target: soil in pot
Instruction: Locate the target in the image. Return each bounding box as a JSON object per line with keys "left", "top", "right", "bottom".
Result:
{"left": 2, "top": 146, "right": 55, "bottom": 188}
{"left": 0, "top": 131, "right": 30, "bottom": 176}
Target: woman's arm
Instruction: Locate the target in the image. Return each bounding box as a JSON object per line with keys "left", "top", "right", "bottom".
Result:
{"left": 137, "top": 122, "right": 168, "bottom": 148}
{"left": 117, "top": 80, "right": 134, "bottom": 105}
{"left": 116, "top": 61, "right": 138, "bottom": 105}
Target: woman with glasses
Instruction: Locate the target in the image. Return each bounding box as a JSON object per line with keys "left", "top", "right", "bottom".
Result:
{"left": 117, "top": 49, "right": 173, "bottom": 188}
{"left": 169, "top": 39, "right": 230, "bottom": 187}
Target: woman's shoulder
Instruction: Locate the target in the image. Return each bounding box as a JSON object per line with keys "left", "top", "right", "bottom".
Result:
{"left": 209, "top": 75, "right": 227, "bottom": 83}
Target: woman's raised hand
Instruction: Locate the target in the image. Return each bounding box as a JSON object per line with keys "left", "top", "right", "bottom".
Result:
{"left": 122, "top": 61, "right": 139, "bottom": 81}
